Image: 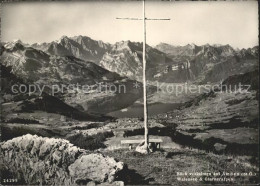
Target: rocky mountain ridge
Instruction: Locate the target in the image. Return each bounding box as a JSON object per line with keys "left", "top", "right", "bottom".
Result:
{"left": 3, "top": 36, "right": 258, "bottom": 84}
{"left": 154, "top": 43, "right": 258, "bottom": 83}
{"left": 100, "top": 40, "right": 173, "bottom": 80}
{"left": 31, "top": 35, "right": 112, "bottom": 64}
{"left": 155, "top": 42, "right": 258, "bottom": 59}
{"left": 0, "top": 41, "right": 143, "bottom": 115}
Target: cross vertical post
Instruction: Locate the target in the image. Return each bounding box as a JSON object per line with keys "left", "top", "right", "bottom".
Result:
{"left": 142, "top": 0, "right": 149, "bottom": 151}
{"left": 116, "top": 0, "right": 170, "bottom": 154}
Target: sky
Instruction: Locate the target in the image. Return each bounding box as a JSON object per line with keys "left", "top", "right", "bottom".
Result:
{"left": 1, "top": 1, "right": 258, "bottom": 49}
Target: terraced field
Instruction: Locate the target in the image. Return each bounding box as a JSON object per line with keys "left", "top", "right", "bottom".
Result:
{"left": 155, "top": 89, "right": 258, "bottom": 155}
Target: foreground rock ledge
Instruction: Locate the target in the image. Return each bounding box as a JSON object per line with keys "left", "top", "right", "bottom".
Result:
{"left": 0, "top": 134, "right": 124, "bottom": 185}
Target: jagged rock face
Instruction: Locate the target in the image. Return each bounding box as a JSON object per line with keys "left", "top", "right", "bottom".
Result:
{"left": 101, "top": 42, "right": 258, "bottom": 83}
{"left": 155, "top": 43, "right": 199, "bottom": 57}
{"left": 32, "top": 35, "right": 111, "bottom": 64}
{"left": 0, "top": 134, "right": 124, "bottom": 185}
{"left": 31, "top": 42, "right": 50, "bottom": 52}
{"left": 4, "top": 38, "right": 258, "bottom": 84}
{"left": 1, "top": 44, "right": 120, "bottom": 84}
{"left": 238, "top": 46, "right": 259, "bottom": 59}
{"left": 155, "top": 43, "right": 236, "bottom": 59}
{"left": 3, "top": 40, "right": 30, "bottom": 50}
{"left": 154, "top": 43, "right": 258, "bottom": 83}
{"left": 100, "top": 41, "right": 173, "bottom": 81}
{"left": 1, "top": 43, "right": 143, "bottom": 114}
{"left": 1, "top": 44, "right": 50, "bottom": 83}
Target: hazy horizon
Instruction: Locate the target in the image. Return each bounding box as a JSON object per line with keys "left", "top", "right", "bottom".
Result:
{"left": 1, "top": 1, "right": 258, "bottom": 49}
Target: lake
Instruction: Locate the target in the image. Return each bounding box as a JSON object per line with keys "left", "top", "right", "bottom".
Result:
{"left": 107, "top": 102, "right": 181, "bottom": 118}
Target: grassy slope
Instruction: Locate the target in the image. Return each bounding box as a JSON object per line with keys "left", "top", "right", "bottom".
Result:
{"left": 103, "top": 149, "right": 259, "bottom": 185}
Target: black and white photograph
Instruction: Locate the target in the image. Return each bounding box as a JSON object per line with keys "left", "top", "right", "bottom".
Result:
{"left": 0, "top": 0, "right": 259, "bottom": 185}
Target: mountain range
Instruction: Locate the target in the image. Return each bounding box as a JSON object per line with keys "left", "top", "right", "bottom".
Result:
{"left": 3, "top": 35, "right": 258, "bottom": 84}
{"left": 154, "top": 42, "right": 258, "bottom": 83}
{"left": 1, "top": 35, "right": 258, "bottom": 119}
{"left": 0, "top": 39, "right": 144, "bottom": 117}
{"left": 31, "top": 35, "right": 111, "bottom": 64}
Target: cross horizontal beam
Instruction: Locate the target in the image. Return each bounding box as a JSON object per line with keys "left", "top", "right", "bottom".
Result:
{"left": 116, "top": 17, "right": 170, "bottom": 20}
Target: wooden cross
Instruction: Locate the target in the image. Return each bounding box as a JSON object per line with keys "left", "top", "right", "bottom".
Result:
{"left": 117, "top": 0, "right": 170, "bottom": 153}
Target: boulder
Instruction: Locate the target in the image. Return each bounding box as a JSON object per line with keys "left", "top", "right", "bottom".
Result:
{"left": 69, "top": 153, "right": 124, "bottom": 183}
{"left": 0, "top": 134, "right": 125, "bottom": 185}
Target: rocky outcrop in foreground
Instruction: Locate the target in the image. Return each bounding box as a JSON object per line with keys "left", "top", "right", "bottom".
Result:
{"left": 0, "top": 134, "right": 124, "bottom": 185}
